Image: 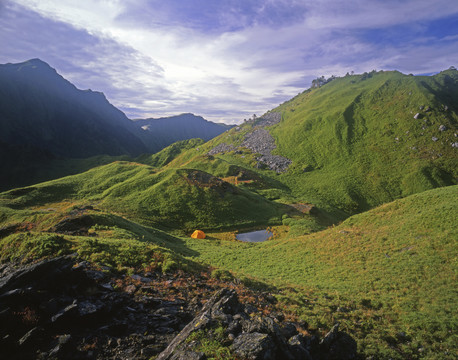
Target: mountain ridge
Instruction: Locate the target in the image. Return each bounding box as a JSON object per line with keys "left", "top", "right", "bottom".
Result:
{"left": 0, "top": 59, "right": 230, "bottom": 191}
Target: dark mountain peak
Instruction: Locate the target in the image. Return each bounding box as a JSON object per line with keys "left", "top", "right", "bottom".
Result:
{"left": 13, "top": 58, "right": 57, "bottom": 74}
{"left": 25, "top": 58, "right": 51, "bottom": 66}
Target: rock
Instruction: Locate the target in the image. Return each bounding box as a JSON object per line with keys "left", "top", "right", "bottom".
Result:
{"left": 156, "top": 289, "right": 238, "bottom": 360}
{"left": 50, "top": 214, "right": 94, "bottom": 235}
{"left": 51, "top": 302, "right": 78, "bottom": 324}
{"left": 78, "top": 299, "right": 105, "bottom": 318}
{"left": 18, "top": 326, "right": 44, "bottom": 347}
{"left": 318, "top": 323, "right": 357, "bottom": 360}
{"left": 48, "top": 334, "right": 73, "bottom": 358}
{"left": 170, "top": 351, "right": 207, "bottom": 360}
{"left": 452, "top": 142, "right": 458, "bottom": 148}
{"left": 232, "top": 332, "right": 276, "bottom": 360}
{"left": 288, "top": 335, "right": 312, "bottom": 360}
{"left": 207, "top": 143, "right": 235, "bottom": 155}
{"left": 241, "top": 129, "right": 291, "bottom": 173}
{"left": 432, "top": 137, "right": 438, "bottom": 142}
{"left": 142, "top": 344, "right": 165, "bottom": 357}
{"left": 439, "top": 124, "right": 447, "bottom": 131}
{"left": 413, "top": 113, "right": 421, "bottom": 119}
{"left": 320, "top": 323, "right": 340, "bottom": 349}
{"left": 281, "top": 322, "right": 298, "bottom": 339}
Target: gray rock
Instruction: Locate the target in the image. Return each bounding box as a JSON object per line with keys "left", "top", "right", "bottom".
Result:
{"left": 51, "top": 302, "right": 78, "bottom": 323}
{"left": 288, "top": 335, "right": 312, "bottom": 360}
{"left": 170, "top": 351, "right": 206, "bottom": 360}
{"left": 156, "top": 289, "right": 239, "bottom": 360}
{"left": 207, "top": 143, "right": 235, "bottom": 155}
{"left": 432, "top": 137, "right": 438, "bottom": 142}
{"left": 439, "top": 124, "right": 447, "bottom": 131}
{"left": 18, "top": 326, "right": 44, "bottom": 347}
{"left": 232, "top": 332, "right": 276, "bottom": 360}
{"left": 413, "top": 113, "right": 421, "bottom": 119}
{"left": 318, "top": 323, "right": 357, "bottom": 360}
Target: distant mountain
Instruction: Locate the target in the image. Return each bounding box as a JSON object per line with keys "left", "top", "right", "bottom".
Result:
{"left": 133, "top": 113, "right": 232, "bottom": 150}
{"left": 0, "top": 59, "right": 230, "bottom": 190}
{"left": 0, "top": 59, "right": 149, "bottom": 158}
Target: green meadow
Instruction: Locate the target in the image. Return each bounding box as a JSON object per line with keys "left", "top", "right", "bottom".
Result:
{"left": 1, "top": 70, "right": 457, "bottom": 359}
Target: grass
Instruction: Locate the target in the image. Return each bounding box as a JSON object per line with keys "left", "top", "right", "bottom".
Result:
{"left": 1, "top": 185, "right": 455, "bottom": 358}
{"left": 0, "top": 161, "right": 286, "bottom": 232}
{"left": 1, "top": 70, "right": 457, "bottom": 359}
{"left": 179, "top": 185, "right": 458, "bottom": 359}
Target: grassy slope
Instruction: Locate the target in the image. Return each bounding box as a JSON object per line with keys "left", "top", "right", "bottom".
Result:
{"left": 163, "top": 70, "right": 457, "bottom": 218}
{"left": 271, "top": 70, "right": 457, "bottom": 213}
{"left": 1, "top": 70, "right": 457, "bottom": 359}
{"left": 181, "top": 185, "right": 457, "bottom": 359}
{"left": 0, "top": 160, "right": 285, "bottom": 232}
{"left": 1, "top": 180, "right": 455, "bottom": 358}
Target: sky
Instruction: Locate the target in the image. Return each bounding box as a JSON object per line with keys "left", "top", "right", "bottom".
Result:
{"left": 1, "top": 1, "right": 457, "bottom": 124}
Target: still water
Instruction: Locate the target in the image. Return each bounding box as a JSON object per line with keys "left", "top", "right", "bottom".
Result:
{"left": 236, "top": 229, "right": 273, "bottom": 242}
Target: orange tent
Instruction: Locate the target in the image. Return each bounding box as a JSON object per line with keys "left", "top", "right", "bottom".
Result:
{"left": 191, "top": 230, "right": 206, "bottom": 239}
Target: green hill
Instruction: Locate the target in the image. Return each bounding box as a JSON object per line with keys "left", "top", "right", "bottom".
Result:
{"left": 164, "top": 69, "right": 457, "bottom": 220}
{"left": 0, "top": 161, "right": 285, "bottom": 232}
{"left": 1, "top": 69, "right": 457, "bottom": 359}
{"left": 180, "top": 185, "right": 458, "bottom": 359}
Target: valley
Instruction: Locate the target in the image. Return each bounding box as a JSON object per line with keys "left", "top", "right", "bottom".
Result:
{"left": 0, "top": 61, "right": 456, "bottom": 359}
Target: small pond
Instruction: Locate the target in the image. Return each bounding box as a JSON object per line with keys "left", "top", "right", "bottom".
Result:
{"left": 236, "top": 229, "right": 273, "bottom": 243}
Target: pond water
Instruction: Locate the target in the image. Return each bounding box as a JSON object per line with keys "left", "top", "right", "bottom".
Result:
{"left": 236, "top": 229, "right": 273, "bottom": 243}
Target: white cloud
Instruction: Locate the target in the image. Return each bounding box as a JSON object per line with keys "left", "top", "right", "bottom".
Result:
{"left": 4, "top": 0, "right": 458, "bottom": 123}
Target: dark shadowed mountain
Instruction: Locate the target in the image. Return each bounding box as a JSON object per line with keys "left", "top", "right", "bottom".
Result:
{"left": 133, "top": 114, "right": 232, "bottom": 149}
{"left": 0, "top": 59, "right": 150, "bottom": 158}
{"left": 0, "top": 59, "right": 230, "bottom": 190}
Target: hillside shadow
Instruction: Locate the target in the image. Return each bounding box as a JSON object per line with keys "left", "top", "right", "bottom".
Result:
{"left": 420, "top": 78, "right": 458, "bottom": 115}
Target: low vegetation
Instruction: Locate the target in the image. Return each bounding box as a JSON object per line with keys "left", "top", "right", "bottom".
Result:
{"left": 1, "top": 70, "right": 456, "bottom": 359}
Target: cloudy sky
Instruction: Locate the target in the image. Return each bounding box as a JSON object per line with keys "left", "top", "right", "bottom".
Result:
{"left": 1, "top": 1, "right": 457, "bottom": 124}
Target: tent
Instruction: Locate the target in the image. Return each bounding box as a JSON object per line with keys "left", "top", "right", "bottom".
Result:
{"left": 191, "top": 230, "right": 206, "bottom": 239}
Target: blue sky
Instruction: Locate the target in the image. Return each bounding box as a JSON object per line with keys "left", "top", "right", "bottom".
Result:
{"left": 1, "top": 0, "right": 457, "bottom": 124}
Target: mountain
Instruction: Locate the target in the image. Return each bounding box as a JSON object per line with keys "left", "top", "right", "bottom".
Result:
{"left": 0, "top": 59, "right": 230, "bottom": 191}
{"left": 0, "top": 59, "right": 149, "bottom": 158}
{"left": 133, "top": 113, "right": 232, "bottom": 150}
{"left": 165, "top": 69, "right": 457, "bottom": 220}
{"left": 0, "top": 68, "right": 457, "bottom": 359}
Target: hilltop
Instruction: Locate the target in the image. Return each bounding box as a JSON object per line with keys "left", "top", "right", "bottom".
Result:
{"left": 163, "top": 69, "right": 457, "bottom": 219}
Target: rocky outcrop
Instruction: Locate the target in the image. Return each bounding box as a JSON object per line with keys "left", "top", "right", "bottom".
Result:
{"left": 208, "top": 112, "right": 292, "bottom": 173}
{"left": 156, "top": 288, "right": 356, "bottom": 360}
{"left": 0, "top": 256, "right": 357, "bottom": 360}
{"left": 207, "top": 143, "right": 236, "bottom": 155}
{"left": 0, "top": 256, "right": 192, "bottom": 359}
{"left": 241, "top": 129, "right": 292, "bottom": 173}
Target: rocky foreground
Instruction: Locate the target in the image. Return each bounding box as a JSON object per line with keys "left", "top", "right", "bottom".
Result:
{"left": 0, "top": 256, "right": 357, "bottom": 359}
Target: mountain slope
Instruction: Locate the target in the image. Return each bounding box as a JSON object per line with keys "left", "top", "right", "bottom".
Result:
{"left": 0, "top": 59, "right": 232, "bottom": 191}
{"left": 165, "top": 70, "right": 457, "bottom": 219}
{"left": 0, "top": 161, "right": 286, "bottom": 231}
{"left": 181, "top": 185, "right": 458, "bottom": 359}
{"left": 0, "top": 59, "right": 149, "bottom": 158}
{"left": 133, "top": 113, "right": 232, "bottom": 150}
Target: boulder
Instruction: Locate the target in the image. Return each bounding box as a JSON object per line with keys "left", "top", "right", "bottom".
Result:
{"left": 232, "top": 332, "right": 276, "bottom": 360}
